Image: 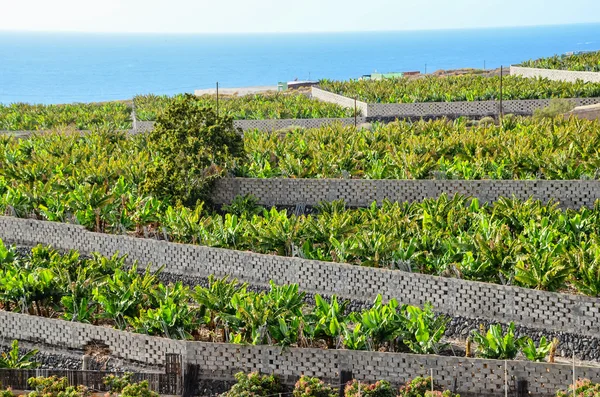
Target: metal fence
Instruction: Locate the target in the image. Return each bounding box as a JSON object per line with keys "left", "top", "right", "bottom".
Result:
{"left": 0, "top": 355, "right": 182, "bottom": 395}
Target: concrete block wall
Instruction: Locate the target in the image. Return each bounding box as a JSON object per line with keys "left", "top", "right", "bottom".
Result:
{"left": 133, "top": 118, "right": 367, "bottom": 134}
{"left": 313, "top": 84, "right": 600, "bottom": 118}
{"left": 212, "top": 178, "right": 600, "bottom": 209}
{"left": 2, "top": 216, "right": 600, "bottom": 339}
{"left": 2, "top": 309, "right": 600, "bottom": 397}
{"left": 0, "top": 311, "right": 185, "bottom": 366}
{"left": 511, "top": 66, "right": 600, "bottom": 83}
{"left": 311, "top": 87, "right": 369, "bottom": 115}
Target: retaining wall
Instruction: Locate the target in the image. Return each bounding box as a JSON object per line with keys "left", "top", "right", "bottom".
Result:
{"left": 511, "top": 66, "right": 600, "bottom": 83}
{"left": 1, "top": 310, "right": 599, "bottom": 397}
{"left": 2, "top": 216, "right": 600, "bottom": 339}
{"left": 133, "top": 117, "right": 367, "bottom": 134}
{"left": 312, "top": 86, "right": 600, "bottom": 118}
{"left": 212, "top": 178, "right": 600, "bottom": 209}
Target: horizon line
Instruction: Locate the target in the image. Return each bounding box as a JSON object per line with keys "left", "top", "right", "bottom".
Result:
{"left": 1, "top": 21, "right": 600, "bottom": 35}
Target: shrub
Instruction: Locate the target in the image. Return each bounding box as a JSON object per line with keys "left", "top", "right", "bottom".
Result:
{"left": 470, "top": 323, "right": 524, "bottom": 360}
{"left": 27, "top": 376, "right": 90, "bottom": 397}
{"left": 0, "top": 340, "right": 39, "bottom": 369}
{"left": 478, "top": 117, "right": 495, "bottom": 126}
{"left": 293, "top": 376, "right": 337, "bottom": 397}
{"left": 345, "top": 380, "right": 395, "bottom": 397}
{"left": 398, "top": 376, "right": 430, "bottom": 397}
{"left": 221, "top": 194, "right": 264, "bottom": 217}
{"left": 142, "top": 93, "right": 244, "bottom": 206}
{"left": 533, "top": 99, "right": 575, "bottom": 119}
{"left": 104, "top": 373, "right": 134, "bottom": 393}
{"left": 120, "top": 381, "right": 159, "bottom": 397}
{"left": 221, "top": 372, "right": 281, "bottom": 397}
{"left": 556, "top": 379, "right": 600, "bottom": 397}
{"left": 519, "top": 336, "right": 556, "bottom": 362}
{"left": 398, "top": 376, "right": 459, "bottom": 397}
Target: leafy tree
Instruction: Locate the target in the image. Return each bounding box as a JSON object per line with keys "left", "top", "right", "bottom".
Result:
{"left": 142, "top": 94, "right": 243, "bottom": 206}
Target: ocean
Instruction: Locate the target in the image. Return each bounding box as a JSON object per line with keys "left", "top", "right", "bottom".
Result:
{"left": 1, "top": 23, "right": 599, "bottom": 104}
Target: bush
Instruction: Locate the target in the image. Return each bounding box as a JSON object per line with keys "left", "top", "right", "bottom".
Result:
{"left": 345, "top": 380, "right": 395, "bottom": 397}
{"left": 398, "top": 377, "right": 459, "bottom": 397}
{"left": 120, "top": 381, "right": 159, "bottom": 397}
{"left": 556, "top": 379, "right": 600, "bottom": 397}
{"left": 470, "top": 323, "right": 524, "bottom": 360}
{"left": 142, "top": 93, "right": 244, "bottom": 206}
{"left": 221, "top": 372, "right": 281, "bottom": 397}
{"left": 293, "top": 376, "right": 337, "bottom": 397}
{"left": 0, "top": 340, "right": 39, "bottom": 369}
{"left": 533, "top": 98, "right": 575, "bottom": 119}
{"left": 104, "top": 373, "right": 134, "bottom": 393}
{"left": 27, "top": 376, "right": 90, "bottom": 397}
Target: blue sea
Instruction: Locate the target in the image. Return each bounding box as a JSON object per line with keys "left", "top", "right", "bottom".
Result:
{"left": 1, "top": 23, "right": 600, "bottom": 104}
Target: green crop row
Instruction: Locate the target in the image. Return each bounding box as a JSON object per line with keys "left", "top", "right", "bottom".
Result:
{"left": 240, "top": 116, "right": 600, "bottom": 180}
{"left": 520, "top": 51, "right": 600, "bottom": 72}
{"left": 0, "top": 242, "right": 559, "bottom": 365}
{"left": 133, "top": 93, "right": 356, "bottom": 121}
{"left": 2, "top": 125, "right": 600, "bottom": 295}
{"left": 318, "top": 75, "right": 600, "bottom": 103}
{"left": 0, "top": 102, "right": 132, "bottom": 131}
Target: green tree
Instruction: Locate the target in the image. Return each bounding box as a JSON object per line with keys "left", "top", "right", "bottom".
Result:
{"left": 142, "top": 94, "right": 244, "bottom": 206}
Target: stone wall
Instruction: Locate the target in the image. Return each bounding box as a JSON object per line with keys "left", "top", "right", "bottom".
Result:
{"left": 2, "top": 216, "right": 600, "bottom": 339}
{"left": 2, "top": 310, "right": 600, "bottom": 397}
{"left": 511, "top": 66, "right": 600, "bottom": 83}
{"left": 312, "top": 85, "right": 600, "bottom": 118}
{"left": 132, "top": 117, "right": 367, "bottom": 134}
{"left": 311, "top": 87, "right": 369, "bottom": 115}
{"left": 212, "top": 178, "right": 600, "bottom": 209}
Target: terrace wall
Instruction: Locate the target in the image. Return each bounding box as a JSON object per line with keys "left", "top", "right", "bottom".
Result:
{"left": 312, "top": 86, "right": 600, "bottom": 118}
{"left": 1, "top": 310, "right": 600, "bottom": 397}
{"left": 511, "top": 66, "right": 600, "bottom": 83}
{"left": 212, "top": 178, "right": 600, "bottom": 209}
{"left": 2, "top": 216, "right": 600, "bottom": 339}
{"left": 132, "top": 117, "right": 367, "bottom": 134}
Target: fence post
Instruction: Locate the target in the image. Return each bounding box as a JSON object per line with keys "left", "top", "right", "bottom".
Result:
{"left": 573, "top": 352, "right": 576, "bottom": 397}
{"left": 430, "top": 368, "right": 434, "bottom": 394}
{"left": 354, "top": 98, "right": 357, "bottom": 127}
{"left": 499, "top": 65, "right": 504, "bottom": 121}
{"left": 216, "top": 82, "right": 219, "bottom": 119}
{"left": 504, "top": 360, "right": 508, "bottom": 397}
{"left": 339, "top": 370, "right": 353, "bottom": 397}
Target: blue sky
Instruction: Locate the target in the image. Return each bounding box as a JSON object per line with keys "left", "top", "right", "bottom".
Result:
{"left": 3, "top": 0, "right": 600, "bottom": 33}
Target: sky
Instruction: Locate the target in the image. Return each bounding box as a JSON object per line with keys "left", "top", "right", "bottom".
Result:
{"left": 2, "top": 0, "right": 600, "bottom": 33}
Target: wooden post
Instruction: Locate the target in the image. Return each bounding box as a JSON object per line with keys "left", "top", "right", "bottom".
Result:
{"left": 573, "top": 352, "right": 576, "bottom": 397}
{"left": 504, "top": 360, "right": 508, "bottom": 397}
{"left": 499, "top": 66, "right": 504, "bottom": 120}
{"left": 216, "top": 82, "right": 219, "bottom": 119}
{"left": 430, "top": 368, "right": 434, "bottom": 394}
{"left": 354, "top": 97, "right": 357, "bottom": 127}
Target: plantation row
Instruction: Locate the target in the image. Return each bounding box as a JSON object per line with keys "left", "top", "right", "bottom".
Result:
{"left": 318, "top": 75, "right": 600, "bottom": 103}
{"left": 240, "top": 116, "right": 600, "bottom": 179}
{"left": 520, "top": 50, "right": 600, "bottom": 72}
{"left": 0, "top": 93, "right": 354, "bottom": 131}
{"left": 0, "top": 241, "right": 558, "bottom": 362}
{"left": 133, "top": 93, "right": 356, "bottom": 121}
{"left": 0, "top": 102, "right": 132, "bottom": 131}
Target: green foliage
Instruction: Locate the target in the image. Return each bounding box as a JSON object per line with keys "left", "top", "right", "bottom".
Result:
{"left": 0, "top": 340, "right": 39, "bottom": 369}
{"left": 104, "top": 373, "right": 134, "bottom": 393}
{"left": 27, "top": 376, "right": 90, "bottom": 397}
{"left": 533, "top": 99, "right": 575, "bottom": 119}
{"left": 142, "top": 94, "right": 244, "bottom": 206}
{"left": 239, "top": 117, "right": 600, "bottom": 180}
{"left": 221, "top": 194, "right": 265, "bottom": 217}
{"left": 556, "top": 379, "right": 600, "bottom": 397}
{"left": 119, "top": 381, "right": 159, "bottom": 397}
{"left": 221, "top": 372, "right": 281, "bottom": 397}
{"left": 0, "top": 102, "right": 131, "bottom": 131}
{"left": 521, "top": 50, "right": 600, "bottom": 72}
{"left": 319, "top": 75, "right": 600, "bottom": 103}
{"left": 470, "top": 323, "right": 524, "bottom": 360}
{"left": 293, "top": 376, "right": 337, "bottom": 397}
{"left": 344, "top": 380, "right": 395, "bottom": 397}
{"left": 402, "top": 304, "right": 448, "bottom": 355}
{"left": 134, "top": 93, "right": 356, "bottom": 121}
{"left": 398, "top": 376, "right": 431, "bottom": 397}
{"left": 519, "top": 336, "right": 555, "bottom": 362}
